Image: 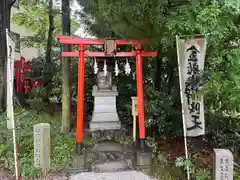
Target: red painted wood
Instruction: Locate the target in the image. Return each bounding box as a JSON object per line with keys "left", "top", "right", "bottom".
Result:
{"left": 135, "top": 44, "right": 146, "bottom": 139}
{"left": 115, "top": 39, "right": 149, "bottom": 45}
{"left": 56, "top": 35, "right": 149, "bottom": 45}
{"left": 56, "top": 35, "right": 105, "bottom": 45}
{"left": 76, "top": 44, "right": 85, "bottom": 143}
{"left": 62, "top": 51, "right": 157, "bottom": 57}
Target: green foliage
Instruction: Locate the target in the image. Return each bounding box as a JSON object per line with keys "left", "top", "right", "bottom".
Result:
{"left": 0, "top": 109, "right": 75, "bottom": 176}
{"left": 12, "top": 0, "right": 79, "bottom": 48}
{"left": 144, "top": 145, "right": 183, "bottom": 179}
{"left": 175, "top": 156, "right": 211, "bottom": 180}
{"left": 11, "top": 0, "right": 240, "bottom": 146}
{"left": 77, "top": 2, "right": 240, "bottom": 177}
{"left": 225, "top": 0, "right": 240, "bottom": 10}
{"left": 81, "top": 0, "right": 240, "bottom": 141}
{"left": 205, "top": 112, "right": 240, "bottom": 153}
{"left": 11, "top": 0, "right": 81, "bottom": 103}
{"left": 5, "top": 0, "right": 240, "bottom": 177}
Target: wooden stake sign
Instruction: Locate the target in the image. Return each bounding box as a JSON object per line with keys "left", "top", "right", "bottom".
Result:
{"left": 131, "top": 97, "right": 138, "bottom": 116}
{"left": 131, "top": 97, "right": 138, "bottom": 141}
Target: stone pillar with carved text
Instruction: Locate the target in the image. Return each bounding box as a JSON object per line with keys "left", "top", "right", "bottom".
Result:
{"left": 33, "top": 123, "right": 51, "bottom": 171}
{"left": 213, "top": 149, "right": 233, "bottom": 180}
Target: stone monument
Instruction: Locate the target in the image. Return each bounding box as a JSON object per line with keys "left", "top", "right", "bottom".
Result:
{"left": 90, "top": 71, "right": 121, "bottom": 131}
{"left": 213, "top": 149, "right": 233, "bottom": 180}
{"left": 33, "top": 123, "right": 51, "bottom": 171}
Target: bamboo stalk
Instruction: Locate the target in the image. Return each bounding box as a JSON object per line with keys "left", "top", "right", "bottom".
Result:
{"left": 176, "top": 35, "right": 190, "bottom": 180}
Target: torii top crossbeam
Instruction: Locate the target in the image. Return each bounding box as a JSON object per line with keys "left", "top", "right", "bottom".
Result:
{"left": 56, "top": 35, "right": 157, "bottom": 154}
{"left": 56, "top": 35, "right": 157, "bottom": 57}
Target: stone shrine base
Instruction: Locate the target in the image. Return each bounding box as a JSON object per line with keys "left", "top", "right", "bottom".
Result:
{"left": 90, "top": 86, "right": 121, "bottom": 131}
{"left": 71, "top": 138, "right": 153, "bottom": 173}
{"left": 90, "top": 121, "right": 121, "bottom": 131}
{"left": 71, "top": 126, "right": 153, "bottom": 176}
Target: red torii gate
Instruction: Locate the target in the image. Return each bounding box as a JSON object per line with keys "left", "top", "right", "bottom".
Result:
{"left": 56, "top": 35, "right": 157, "bottom": 154}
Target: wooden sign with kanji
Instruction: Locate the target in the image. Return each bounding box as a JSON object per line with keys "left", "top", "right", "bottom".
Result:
{"left": 131, "top": 97, "right": 138, "bottom": 116}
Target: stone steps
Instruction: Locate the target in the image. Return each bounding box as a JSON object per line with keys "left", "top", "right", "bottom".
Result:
{"left": 71, "top": 127, "right": 152, "bottom": 174}
{"left": 92, "top": 160, "right": 131, "bottom": 172}
{"left": 89, "top": 140, "right": 134, "bottom": 172}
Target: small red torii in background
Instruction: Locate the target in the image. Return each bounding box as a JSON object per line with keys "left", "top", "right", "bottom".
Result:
{"left": 14, "top": 56, "right": 40, "bottom": 94}
{"left": 56, "top": 35, "right": 157, "bottom": 155}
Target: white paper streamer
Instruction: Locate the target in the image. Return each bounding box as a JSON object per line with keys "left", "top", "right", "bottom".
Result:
{"left": 114, "top": 60, "right": 119, "bottom": 76}
{"left": 93, "top": 58, "right": 98, "bottom": 74}
{"left": 124, "top": 58, "right": 131, "bottom": 75}
{"left": 103, "top": 59, "right": 107, "bottom": 76}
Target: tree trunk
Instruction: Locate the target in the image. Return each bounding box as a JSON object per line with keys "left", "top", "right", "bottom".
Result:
{"left": 0, "top": 0, "right": 15, "bottom": 112}
{"left": 61, "top": 0, "right": 71, "bottom": 133}
{"left": 154, "top": 46, "right": 162, "bottom": 90}
{"left": 42, "top": 0, "right": 54, "bottom": 101}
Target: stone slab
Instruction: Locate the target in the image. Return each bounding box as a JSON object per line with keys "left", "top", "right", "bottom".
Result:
{"left": 72, "top": 154, "right": 86, "bottom": 169}
{"left": 93, "top": 105, "right": 117, "bottom": 113}
{"left": 92, "top": 90, "right": 118, "bottom": 97}
{"left": 93, "top": 160, "right": 129, "bottom": 172}
{"left": 90, "top": 129, "right": 126, "bottom": 139}
{"left": 137, "top": 151, "right": 152, "bottom": 166}
{"left": 90, "top": 121, "right": 121, "bottom": 131}
{"left": 213, "top": 149, "right": 233, "bottom": 180}
{"left": 94, "top": 96, "right": 117, "bottom": 104}
{"left": 69, "top": 171, "right": 153, "bottom": 180}
{"left": 91, "top": 130, "right": 102, "bottom": 138}
{"left": 92, "top": 113, "right": 119, "bottom": 122}
{"left": 91, "top": 140, "right": 124, "bottom": 152}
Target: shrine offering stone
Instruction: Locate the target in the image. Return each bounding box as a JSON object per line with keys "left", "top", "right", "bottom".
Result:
{"left": 34, "top": 123, "right": 51, "bottom": 171}
{"left": 213, "top": 149, "right": 233, "bottom": 180}
{"left": 90, "top": 85, "right": 121, "bottom": 131}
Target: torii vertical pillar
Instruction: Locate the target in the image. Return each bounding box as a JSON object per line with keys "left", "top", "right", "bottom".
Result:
{"left": 76, "top": 44, "right": 85, "bottom": 155}
{"left": 136, "top": 43, "right": 145, "bottom": 150}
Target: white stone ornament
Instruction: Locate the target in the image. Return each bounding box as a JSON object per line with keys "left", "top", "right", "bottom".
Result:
{"left": 103, "top": 59, "right": 108, "bottom": 76}
{"left": 124, "top": 58, "right": 131, "bottom": 75}
{"left": 93, "top": 58, "right": 98, "bottom": 74}
{"left": 114, "top": 60, "right": 119, "bottom": 76}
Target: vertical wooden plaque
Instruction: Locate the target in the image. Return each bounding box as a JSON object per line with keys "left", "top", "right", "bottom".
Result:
{"left": 131, "top": 97, "right": 138, "bottom": 116}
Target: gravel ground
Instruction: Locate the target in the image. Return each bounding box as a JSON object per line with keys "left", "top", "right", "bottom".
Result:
{"left": 0, "top": 170, "right": 154, "bottom": 180}
{"left": 69, "top": 171, "right": 153, "bottom": 180}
